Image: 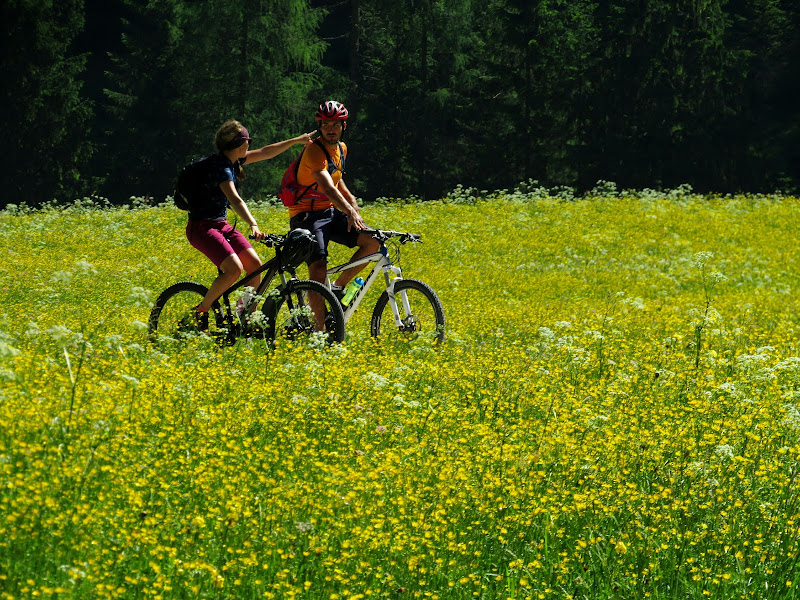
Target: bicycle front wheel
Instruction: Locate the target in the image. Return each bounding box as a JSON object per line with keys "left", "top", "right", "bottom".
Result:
{"left": 261, "top": 279, "right": 346, "bottom": 344}
{"left": 148, "top": 281, "right": 224, "bottom": 340}
{"left": 370, "top": 278, "right": 445, "bottom": 345}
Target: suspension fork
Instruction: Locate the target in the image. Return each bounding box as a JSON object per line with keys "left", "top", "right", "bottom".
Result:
{"left": 383, "top": 265, "right": 410, "bottom": 328}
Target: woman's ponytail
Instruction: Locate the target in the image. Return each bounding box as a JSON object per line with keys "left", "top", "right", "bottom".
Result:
{"left": 215, "top": 120, "right": 249, "bottom": 180}
{"left": 234, "top": 161, "right": 246, "bottom": 181}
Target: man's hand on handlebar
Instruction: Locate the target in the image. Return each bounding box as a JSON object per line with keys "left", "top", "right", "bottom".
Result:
{"left": 346, "top": 211, "right": 367, "bottom": 232}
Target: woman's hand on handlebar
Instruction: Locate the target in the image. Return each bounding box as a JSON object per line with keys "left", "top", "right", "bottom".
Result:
{"left": 249, "top": 232, "right": 284, "bottom": 247}
{"left": 250, "top": 224, "right": 265, "bottom": 240}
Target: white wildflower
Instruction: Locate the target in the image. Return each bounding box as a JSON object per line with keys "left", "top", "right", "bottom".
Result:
{"left": 715, "top": 444, "right": 734, "bottom": 461}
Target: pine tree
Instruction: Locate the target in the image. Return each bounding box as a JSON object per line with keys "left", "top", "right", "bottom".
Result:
{"left": 349, "top": 0, "right": 482, "bottom": 199}
{"left": 0, "top": 0, "right": 91, "bottom": 206}
{"left": 466, "top": 0, "right": 598, "bottom": 190}
{"left": 582, "top": 0, "right": 751, "bottom": 191}
{"left": 724, "top": 0, "right": 798, "bottom": 192}
{"left": 102, "top": 0, "right": 325, "bottom": 201}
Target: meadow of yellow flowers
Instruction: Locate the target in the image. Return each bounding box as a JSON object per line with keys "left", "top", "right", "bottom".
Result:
{"left": 2, "top": 186, "right": 800, "bottom": 599}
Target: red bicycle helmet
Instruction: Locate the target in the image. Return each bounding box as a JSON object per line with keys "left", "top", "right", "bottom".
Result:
{"left": 316, "top": 100, "right": 349, "bottom": 121}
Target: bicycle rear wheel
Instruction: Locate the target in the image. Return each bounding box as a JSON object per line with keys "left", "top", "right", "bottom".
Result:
{"left": 148, "top": 281, "right": 225, "bottom": 340}
{"left": 261, "top": 279, "right": 346, "bottom": 344}
{"left": 370, "top": 278, "right": 445, "bottom": 345}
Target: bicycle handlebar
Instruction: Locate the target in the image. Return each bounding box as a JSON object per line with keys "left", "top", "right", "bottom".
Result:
{"left": 249, "top": 233, "right": 286, "bottom": 248}
{"left": 363, "top": 229, "right": 422, "bottom": 244}
{"left": 251, "top": 229, "right": 422, "bottom": 245}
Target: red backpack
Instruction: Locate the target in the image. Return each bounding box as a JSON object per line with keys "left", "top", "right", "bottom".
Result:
{"left": 278, "top": 140, "right": 346, "bottom": 207}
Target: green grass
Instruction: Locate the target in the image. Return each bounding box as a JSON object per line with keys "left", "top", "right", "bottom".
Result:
{"left": 2, "top": 189, "right": 800, "bottom": 599}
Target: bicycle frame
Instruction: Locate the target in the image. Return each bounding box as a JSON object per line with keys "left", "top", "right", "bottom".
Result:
{"left": 216, "top": 256, "right": 296, "bottom": 326}
{"left": 324, "top": 245, "right": 406, "bottom": 326}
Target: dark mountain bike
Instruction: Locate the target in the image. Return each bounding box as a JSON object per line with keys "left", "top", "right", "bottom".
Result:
{"left": 148, "top": 229, "right": 345, "bottom": 345}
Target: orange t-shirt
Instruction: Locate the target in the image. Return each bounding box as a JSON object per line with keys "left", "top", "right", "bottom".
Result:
{"left": 289, "top": 141, "right": 347, "bottom": 217}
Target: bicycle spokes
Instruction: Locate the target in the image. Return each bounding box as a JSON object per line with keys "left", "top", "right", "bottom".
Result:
{"left": 263, "top": 281, "right": 346, "bottom": 344}
{"left": 370, "top": 279, "right": 445, "bottom": 345}
{"left": 149, "top": 282, "right": 226, "bottom": 341}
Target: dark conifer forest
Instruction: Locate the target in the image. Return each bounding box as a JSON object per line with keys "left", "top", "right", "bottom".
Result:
{"left": 2, "top": 0, "right": 799, "bottom": 207}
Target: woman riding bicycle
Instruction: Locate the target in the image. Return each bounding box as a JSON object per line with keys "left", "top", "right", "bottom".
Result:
{"left": 186, "top": 120, "right": 315, "bottom": 329}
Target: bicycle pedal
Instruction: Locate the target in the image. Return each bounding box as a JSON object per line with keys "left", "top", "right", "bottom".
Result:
{"left": 330, "top": 285, "right": 345, "bottom": 302}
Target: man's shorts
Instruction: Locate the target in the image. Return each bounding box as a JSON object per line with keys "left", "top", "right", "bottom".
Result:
{"left": 186, "top": 219, "right": 253, "bottom": 267}
{"left": 289, "top": 208, "right": 361, "bottom": 263}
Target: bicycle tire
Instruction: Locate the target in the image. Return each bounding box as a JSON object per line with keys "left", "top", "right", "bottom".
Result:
{"left": 261, "top": 279, "right": 346, "bottom": 344}
{"left": 148, "top": 281, "right": 224, "bottom": 340}
{"left": 370, "top": 278, "right": 445, "bottom": 345}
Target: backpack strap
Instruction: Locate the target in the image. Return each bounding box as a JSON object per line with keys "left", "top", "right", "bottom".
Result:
{"left": 292, "top": 147, "right": 317, "bottom": 203}
{"left": 296, "top": 140, "right": 346, "bottom": 209}
{"left": 313, "top": 139, "right": 345, "bottom": 176}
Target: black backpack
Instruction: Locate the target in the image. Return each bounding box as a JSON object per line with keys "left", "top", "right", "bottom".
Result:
{"left": 174, "top": 155, "right": 214, "bottom": 211}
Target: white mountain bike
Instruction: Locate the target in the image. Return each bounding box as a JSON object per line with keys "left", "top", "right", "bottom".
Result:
{"left": 325, "top": 228, "right": 445, "bottom": 344}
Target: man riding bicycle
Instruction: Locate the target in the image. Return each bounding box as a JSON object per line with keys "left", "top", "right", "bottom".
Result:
{"left": 287, "top": 101, "right": 379, "bottom": 303}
